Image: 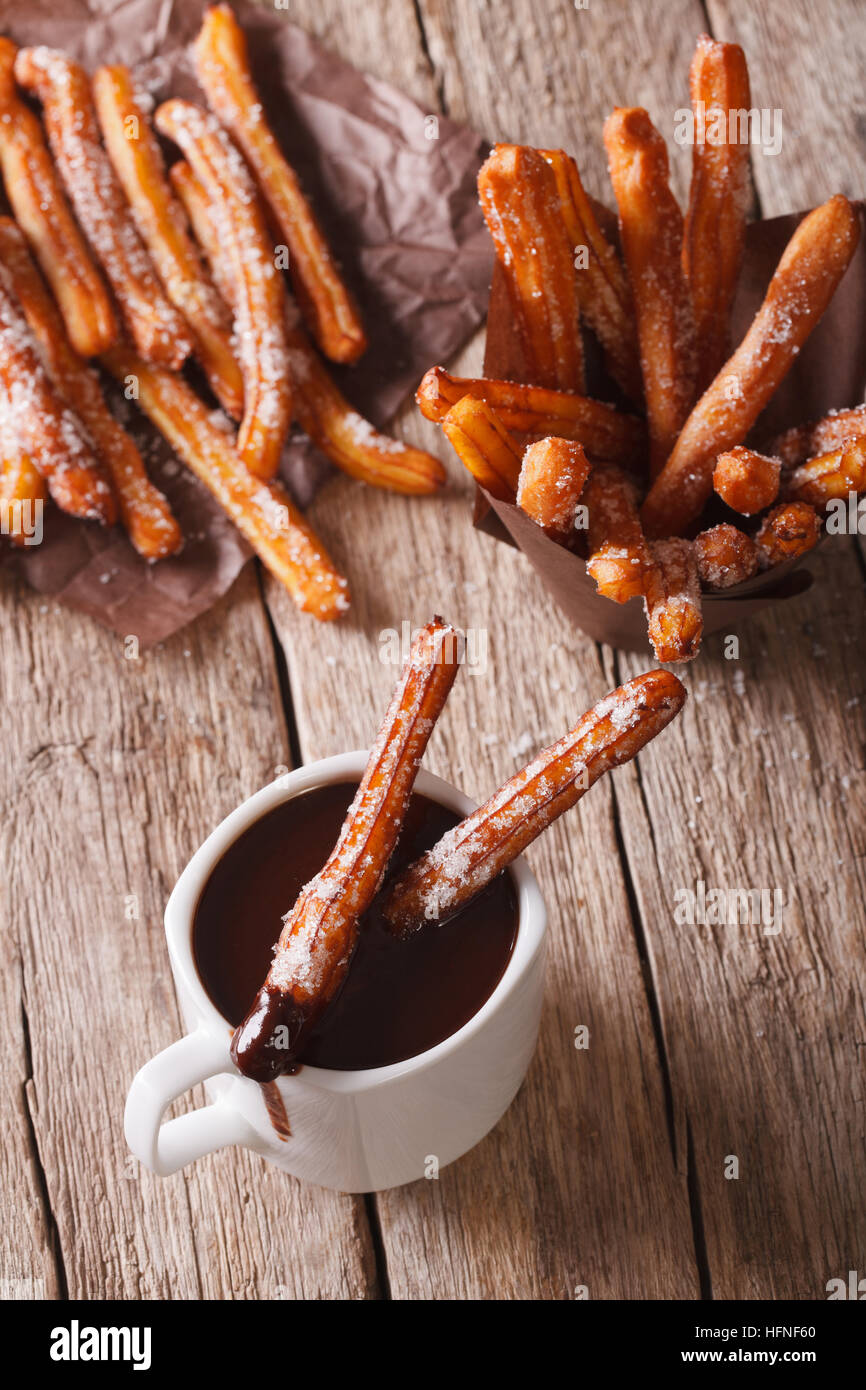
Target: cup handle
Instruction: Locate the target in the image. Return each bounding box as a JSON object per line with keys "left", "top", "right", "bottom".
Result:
{"left": 125, "top": 1028, "right": 259, "bottom": 1176}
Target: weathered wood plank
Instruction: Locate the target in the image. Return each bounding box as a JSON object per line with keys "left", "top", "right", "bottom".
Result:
{"left": 0, "top": 566, "right": 376, "bottom": 1298}
{"left": 612, "top": 537, "right": 866, "bottom": 1298}
{"left": 417, "top": 0, "right": 706, "bottom": 202}
{"left": 264, "top": 332, "right": 698, "bottom": 1297}
{"left": 707, "top": 0, "right": 866, "bottom": 213}
{"left": 267, "top": 0, "right": 866, "bottom": 1300}
{"left": 259, "top": 0, "right": 713, "bottom": 1301}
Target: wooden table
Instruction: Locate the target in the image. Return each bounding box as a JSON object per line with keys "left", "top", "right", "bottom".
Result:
{"left": 2, "top": 0, "right": 864, "bottom": 1301}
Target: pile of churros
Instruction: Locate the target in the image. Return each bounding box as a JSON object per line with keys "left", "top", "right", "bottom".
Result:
{"left": 419, "top": 33, "right": 863, "bottom": 662}
{"left": 0, "top": 5, "right": 445, "bottom": 621}
{"left": 230, "top": 616, "right": 687, "bottom": 1080}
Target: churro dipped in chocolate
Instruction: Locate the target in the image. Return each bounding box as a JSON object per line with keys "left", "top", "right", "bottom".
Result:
{"left": 385, "top": 670, "right": 686, "bottom": 937}
{"left": 231, "top": 618, "right": 461, "bottom": 1080}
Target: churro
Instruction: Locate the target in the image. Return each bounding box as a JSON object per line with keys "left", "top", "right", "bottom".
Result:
{"left": 542, "top": 147, "right": 641, "bottom": 402}
{"left": 0, "top": 38, "right": 116, "bottom": 357}
{"left": 0, "top": 218, "right": 181, "bottom": 559}
{"left": 171, "top": 155, "right": 438, "bottom": 493}
{"left": 102, "top": 346, "right": 347, "bottom": 619}
{"left": 585, "top": 465, "right": 652, "bottom": 603}
{"left": 193, "top": 3, "right": 365, "bottom": 364}
{"left": 713, "top": 445, "right": 781, "bottom": 515}
{"left": 683, "top": 34, "right": 752, "bottom": 392}
{"left": 770, "top": 405, "right": 866, "bottom": 467}
{"left": 643, "top": 538, "right": 703, "bottom": 663}
{"left": 15, "top": 46, "right": 191, "bottom": 368}
{"left": 642, "top": 196, "right": 860, "bottom": 536}
{"left": 517, "top": 437, "right": 590, "bottom": 542}
{"left": 0, "top": 434, "right": 46, "bottom": 549}
{"left": 754, "top": 501, "right": 821, "bottom": 567}
{"left": 478, "top": 143, "right": 585, "bottom": 393}
{"left": 384, "top": 670, "right": 686, "bottom": 935}
{"left": 783, "top": 436, "right": 866, "bottom": 507}
{"left": 231, "top": 618, "right": 461, "bottom": 1078}
{"left": 93, "top": 64, "right": 243, "bottom": 419}
{"left": 285, "top": 322, "right": 444, "bottom": 493}
{"left": 155, "top": 99, "right": 291, "bottom": 480}
{"left": 440, "top": 396, "right": 522, "bottom": 501}
{"left": 604, "top": 106, "right": 697, "bottom": 475}
{"left": 416, "top": 366, "right": 645, "bottom": 467}
{"left": 0, "top": 259, "right": 115, "bottom": 524}
{"left": 694, "top": 522, "right": 759, "bottom": 590}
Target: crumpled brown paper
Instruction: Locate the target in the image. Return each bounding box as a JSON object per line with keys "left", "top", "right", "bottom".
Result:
{"left": 475, "top": 206, "right": 866, "bottom": 653}
{"left": 3, "top": 0, "right": 492, "bottom": 642}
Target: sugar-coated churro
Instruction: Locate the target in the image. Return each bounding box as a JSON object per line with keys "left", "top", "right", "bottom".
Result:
{"left": 440, "top": 395, "right": 522, "bottom": 501}
{"left": 285, "top": 322, "right": 444, "bottom": 493}
{"left": 0, "top": 259, "right": 115, "bottom": 524}
{"left": 102, "top": 345, "right": 347, "bottom": 619}
{"left": 0, "top": 438, "right": 47, "bottom": 548}
{"left": 384, "top": 669, "right": 686, "bottom": 935}
{"left": 416, "top": 366, "right": 646, "bottom": 468}
{"left": 783, "top": 436, "right": 866, "bottom": 508}
{"left": 642, "top": 196, "right": 860, "bottom": 537}
{"left": 171, "top": 155, "right": 439, "bottom": 493}
{"left": 93, "top": 64, "right": 243, "bottom": 418}
{"left": 542, "top": 147, "right": 641, "bottom": 403}
{"left": 585, "top": 465, "right": 652, "bottom": 603}
{"left": 604, "top": 106, "right": 697, "bottom": 475}
{"left": 231, "top": 617, "right": 461, "bottom": 1078}
{"left": 478, "top": 143, "right": 585, "bottom": 393}
{"left": 713, "top": 445, "right": 781, "bottom": 515}
{"left": 683, "top": 34, "right": 752, "bottom": 392}
{"left": 754, "top": 501, "right": 821, "bottom": 567}
{"left": 0, "top": 218, "right": 181, "bottom": 559}
{"left": 0, "top": 38, "right": 116, "bottom": 358}
{"left": 770, "top": 406, "right": 866, "bottom": 467}
{"left": 15, "top": 46, "right": 192, "bottom": 368}
{"left": 517, "top": 437, "right": 590, "bottom": 543}
{"left": 155, "top": 98, "right": 291, "bottom": 480}
{"left": 694, "top": 522, "right": 759, "bottom": 590}
{"left": 193, "top": 3, "right": 366, "bottom": 364}
{"left": 643, "top": 538, "right": 703, "bottom": 663}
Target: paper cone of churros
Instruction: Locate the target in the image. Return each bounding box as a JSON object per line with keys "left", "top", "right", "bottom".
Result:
{"left": 417, "top": 33, "right": 866, "bottom": 659}
{"left": 469, "top": 205, "right": 866, "bottom": 654}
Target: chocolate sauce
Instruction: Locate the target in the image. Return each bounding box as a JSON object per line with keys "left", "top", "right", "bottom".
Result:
{"left": 193, "top": 782, "right": 518, "bottom": 1073}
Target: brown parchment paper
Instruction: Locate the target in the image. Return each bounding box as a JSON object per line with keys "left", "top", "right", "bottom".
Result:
{"left": 0, "top": 0, "right": 492, "bottom": 642}
{"left": 475, "top": 205, "right": 866, "bottom": 653}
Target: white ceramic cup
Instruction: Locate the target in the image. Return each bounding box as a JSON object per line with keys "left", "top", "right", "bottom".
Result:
{"left": 125, "top": 751, "right": 547, "bottom": 1193}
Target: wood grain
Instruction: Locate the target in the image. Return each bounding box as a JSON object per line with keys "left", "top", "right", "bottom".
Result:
{"left": 611, "top": 0, "right": 866, "bottom": 1298}
{"left": 612, "top": 538, "right": 866, "bottom": 1297}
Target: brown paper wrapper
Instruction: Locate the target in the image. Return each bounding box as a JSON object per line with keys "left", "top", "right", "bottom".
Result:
{"left": 475, "top": 205, "right": 866, "bottom": 653}
{"left": 3, "top": 0, "right": 492, "bottom": 644}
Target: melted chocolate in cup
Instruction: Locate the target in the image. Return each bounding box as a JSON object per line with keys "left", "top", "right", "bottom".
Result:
{"left": 193, "top": 782, "right": 518, "bottom": 1073}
